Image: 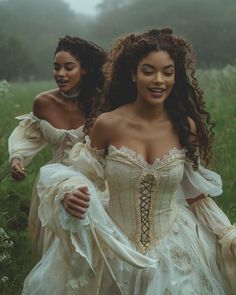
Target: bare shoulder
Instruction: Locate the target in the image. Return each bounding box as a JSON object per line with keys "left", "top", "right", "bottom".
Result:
{"left": 94, "top": 111, "right": 121, "bottom": 130}
{"left": 90, "top": 111, "right": 122, "bottom": 149}
{"left": 33, "top": 89, "right": 58, "bottom": 119}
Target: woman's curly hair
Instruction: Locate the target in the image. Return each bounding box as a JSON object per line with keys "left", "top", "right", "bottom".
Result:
{"left": 91, "top": 28, "right": 215, "bottom": 168}
{"left": 54, "top": 36, "right": 106, "bottom": 117}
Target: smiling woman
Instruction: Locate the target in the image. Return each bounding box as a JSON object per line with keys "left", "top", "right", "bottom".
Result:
{"left": 21, "top": 28, "right": 236, "bottom": 295}
{"left": 53, "top": 51, "right": 85, "bottom": 98}
{"left": 8, "top": 35, "right": 106, "bottom": 259}
{"left": 133, "top": 50, "right": 175, "bottom": 105}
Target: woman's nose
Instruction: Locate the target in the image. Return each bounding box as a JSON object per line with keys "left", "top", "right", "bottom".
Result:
{"left": 153, "top": 72, "right": 164, "bottom": 84}
{"left": 57, "top": 67, "right": 66, "bottom": 77}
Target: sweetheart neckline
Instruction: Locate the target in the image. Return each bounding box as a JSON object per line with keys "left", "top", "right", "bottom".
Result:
{"left": 107, "top": 144, "right": 186, "bottom": 168}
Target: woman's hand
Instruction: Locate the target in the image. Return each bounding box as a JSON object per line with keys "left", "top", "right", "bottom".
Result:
{"left": 10, "top": 158, "right": 26, "bottom": 180}
{"left": 62, "top": 186, "right": 90, "bottom": 219}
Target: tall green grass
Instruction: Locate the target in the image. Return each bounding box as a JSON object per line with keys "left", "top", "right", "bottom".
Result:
{"left": 0, "top": 65, "right": 235, "bottom": 293}
{"left": 0, "top": 80, "right": 54, "bottom": 294}
{"left": 198, "top": 65, "right": 236, "bottom": 219}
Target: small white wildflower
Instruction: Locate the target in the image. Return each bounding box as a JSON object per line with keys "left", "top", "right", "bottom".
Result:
{"left": 0, "top": 228, "right": 9, "bottom": 239}
{"left": 0, "top": 80, "right": 10, "bottom": 97}
{"left": 1, "top": 276, "right": 9, "bottom": 283}
{"left": 0, "top": 253, "right": 7, "bottom": 263}
{"left": 4, "top": 240, "right": 14, "bottom": 248}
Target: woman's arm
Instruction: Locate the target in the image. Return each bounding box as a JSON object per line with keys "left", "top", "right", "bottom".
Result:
{"left": 61, "top": 113, "right": 112, "bottom": 218}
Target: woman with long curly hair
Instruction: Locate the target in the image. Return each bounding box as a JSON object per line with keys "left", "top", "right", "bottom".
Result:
{"left": 8, "top": 36, "right": 106, "bottom": 259}
{"left": 22, "top": 29, "right": 236, "bottom": 294}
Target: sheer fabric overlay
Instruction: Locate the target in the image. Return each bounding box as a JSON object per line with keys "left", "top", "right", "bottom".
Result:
{"left": 22, "top": 136, "right": 236, "bottom": 294}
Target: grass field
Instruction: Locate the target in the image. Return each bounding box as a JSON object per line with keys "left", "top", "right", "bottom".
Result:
{"left": 0, "top": 66, "right": 236, "bottom": 293}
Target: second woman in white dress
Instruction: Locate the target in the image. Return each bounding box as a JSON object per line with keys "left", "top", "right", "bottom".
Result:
{"left": 8, "top": 36, "right": 106, "bottom": 258}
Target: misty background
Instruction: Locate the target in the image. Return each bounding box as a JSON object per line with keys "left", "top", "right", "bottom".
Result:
{"left": 0, "top": 0, "right": 235, "bottom": 80}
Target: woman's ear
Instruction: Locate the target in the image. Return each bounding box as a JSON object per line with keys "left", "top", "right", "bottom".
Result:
{"left": 131, "top": 72, "right": 136, "bottom": 82}
{"left": 82, "top": 67, "right": 87, "bottom": 75}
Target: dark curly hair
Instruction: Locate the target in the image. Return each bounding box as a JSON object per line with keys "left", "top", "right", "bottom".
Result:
{"left": 91, "top": 28, "right": 215, "bottom": 168}
{"left": 54, "top": 35, "right": 106, "bottom": 116}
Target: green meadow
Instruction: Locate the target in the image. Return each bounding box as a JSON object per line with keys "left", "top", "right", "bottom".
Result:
{"left": 0, "top": 66, "right": 236, "bottom": 293}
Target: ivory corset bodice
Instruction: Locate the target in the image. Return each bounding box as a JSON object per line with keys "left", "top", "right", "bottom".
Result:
{"left": 105, "top": 146, "right": 186, "bottom": 254}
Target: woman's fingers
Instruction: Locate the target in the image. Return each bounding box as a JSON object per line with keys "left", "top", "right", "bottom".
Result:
{"left": 73, "top": 189, "right": 90, "bottom": 202}
{"left": 11, "top": 167, "right": 26, "bottom": 180}
{"left": 62, "top": 187, "right": 91, "bottom": 219}
{"left": 69, "top": 197, "right": 90, "bottom": 208}
{"left": 11, "top": 161, "right": 26, "bottom": 180}
{"left": 66, "top": 208, "right": 86, "bottom": 219}
{"left": 66, "top": 202, "right": 86, "bottom": 214}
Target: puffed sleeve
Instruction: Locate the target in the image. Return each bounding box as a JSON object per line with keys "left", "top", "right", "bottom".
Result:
{"left": 176, "top": 160, "right": 223, "bottom": 201}
{"left": 8, "top": 113, "right": 47, "bottom": 166}
{"left": 68, "top": 136, "right": 106, "bottom": 192}
{"left": 176, "top": 160, "right": 236, "bottom": 292}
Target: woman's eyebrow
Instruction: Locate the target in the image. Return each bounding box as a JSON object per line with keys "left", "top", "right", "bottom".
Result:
{"left": 53, "top": 61, "right": 77, "bottom": 66}
{"left": 141, "top": 64, "right": 174, "bottom": 70}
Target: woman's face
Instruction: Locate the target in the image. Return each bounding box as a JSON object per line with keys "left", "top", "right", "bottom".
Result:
{"left": 53, "top": 51, "right": 85, "bottom": 93}
{"left": 133, "top": 50, "right": 175, "bottom": 106}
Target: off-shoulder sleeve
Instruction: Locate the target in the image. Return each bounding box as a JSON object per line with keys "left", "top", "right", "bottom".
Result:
{"left": 176, "top": 160, "right": 222, "bottom": 201}
{"left": 8, "top": 113, "right": 47, "bottom": 166}
{"left": 69, "top": 136, "right": 106, "bottom": 192}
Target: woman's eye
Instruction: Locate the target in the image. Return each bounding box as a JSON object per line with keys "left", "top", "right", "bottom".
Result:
{"left": 65, "top": 64, "right": 76, "bottom": 71}
{"left": 143, "top": 70, "right": 154, "bottom": 75}
{"left": 164, "top": 72, "right": 174, "bottom": 76}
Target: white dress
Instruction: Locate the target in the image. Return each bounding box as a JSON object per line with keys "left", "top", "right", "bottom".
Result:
{"left": 8, "top": 113, "right": 84, "bottom": 257}
{"left": 22, "top": 137, "right": 236, "bottom": 294}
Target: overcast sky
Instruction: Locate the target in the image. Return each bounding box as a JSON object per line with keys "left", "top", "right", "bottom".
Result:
{"left": 63, "top": 0, "right": 102, "bottom": 15}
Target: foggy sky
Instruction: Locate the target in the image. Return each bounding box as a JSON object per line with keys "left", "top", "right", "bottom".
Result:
{"left": 63, "top": 0, "right": 102, "bottom": 15}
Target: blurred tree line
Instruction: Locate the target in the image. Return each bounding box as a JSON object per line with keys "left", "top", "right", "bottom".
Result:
{"left": 0, "top": 0, "right": 235, "bottom": 80}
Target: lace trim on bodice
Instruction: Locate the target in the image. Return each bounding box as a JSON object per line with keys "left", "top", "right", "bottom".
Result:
{"left": 108, "top": 145, "right": 186, "bottom": 170}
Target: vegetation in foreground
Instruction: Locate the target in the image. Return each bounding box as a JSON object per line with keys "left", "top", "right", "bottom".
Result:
{"left": 0, "top": 65, "right": 235, "bottom": 293}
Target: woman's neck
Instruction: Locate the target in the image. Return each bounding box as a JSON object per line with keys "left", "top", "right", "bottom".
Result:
{"left": 132, "top": 99, "right": 168, "bottom": 122}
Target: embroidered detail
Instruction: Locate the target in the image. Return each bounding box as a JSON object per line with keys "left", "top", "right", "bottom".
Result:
{"left": 170, "top": 248, "right": 193, "bottom": 274}
{"left": 198, "top": 271, "right": 214, "bottom": 294}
